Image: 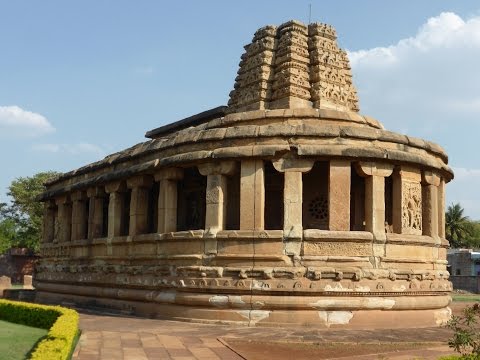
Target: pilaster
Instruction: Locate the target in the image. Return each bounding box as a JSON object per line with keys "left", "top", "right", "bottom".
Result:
{"left": 43, "top": 200, "right": 56, "bottom": 243}
{"left": 126, "top": 175, "right": 153, "bottom": 236}
{"left": 105, "top": 181, "right": 127, "bottom": 237}
{"left": 87, "top": 187, "right": 106, "bottom": 239}
{"left": 328, "top": 160, "right": 351, "bottom": 231}
{"left": 356, "top": 162, "right": 394, "bottom": 241}
{"left": 199, "top": 161, "right": 236, "bottom": 254}
{"left": 240, "top": 159, "right": 265, "bottom": 230}
{"left": 155, "top": 168, "right": 184, "bottom": 234}
{"left": 422, "top": 171, "right": 440, "bottom": 240}
{"left": 55, "top": 195, "right": 72, "bottom": 243}
{"left": 70, "top": 191, "right": 88, "bottom": 241}
{"left": 273, "top": 155, "right": 314, "bottom": 241}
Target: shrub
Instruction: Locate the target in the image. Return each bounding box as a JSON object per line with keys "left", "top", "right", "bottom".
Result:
{"left": 0, "top": 299, "right": 79, "bottom": 360}
{"left": 446, "top": 303, "right": 480, "bottom": 359}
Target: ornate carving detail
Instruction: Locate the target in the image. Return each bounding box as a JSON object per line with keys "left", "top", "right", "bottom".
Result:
{"left": 402, "top": 181, "right": 422, "bottom": 233}
{"left": 227, "top": 20, "right": 359, "bottom": 113}
{"left": 308, "top": 195, "right": 328, "bottom": 223}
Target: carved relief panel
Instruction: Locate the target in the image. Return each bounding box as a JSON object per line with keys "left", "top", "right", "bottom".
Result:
{"left": 393, "top": 167, "right": 422, "bottom": 235}
{"left": 402, "top": 181, "right": 422, "bottom": 234}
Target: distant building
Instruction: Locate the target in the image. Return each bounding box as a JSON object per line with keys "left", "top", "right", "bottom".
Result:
{"left": 447, "top": 249, "right": 480, "bottom": 293}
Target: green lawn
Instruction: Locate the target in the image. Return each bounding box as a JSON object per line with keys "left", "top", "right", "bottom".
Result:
{"left": 451, "top": 294, "right": 480, "bottom": 302}
{"left": 0, "top": 320, "right": 47, "bottom": 360}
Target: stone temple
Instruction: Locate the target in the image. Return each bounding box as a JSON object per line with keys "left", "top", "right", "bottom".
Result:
{"left": 36, "top": 20, "right": 454, "bottom": 328}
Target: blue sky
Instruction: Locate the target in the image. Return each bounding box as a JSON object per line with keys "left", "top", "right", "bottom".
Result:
{"left": 1, "top": 1, "right": 480, "bottom": 218}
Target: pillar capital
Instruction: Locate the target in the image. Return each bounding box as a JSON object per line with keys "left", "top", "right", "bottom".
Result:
{"left": 70, "top": 190, "right": 87, "bottom": 202}
{"left": 422, "top": 170, "right": 441, "bottom": 186}
{"left": 198, "top": 161, "right": 236, "bottom": 176}
{"left": 355, "top": 162, "right": 394, "bottom": 178}
{"left": 87, "top": 187, "right": 106, "bottom": 198}
{"left": 105, "top": 181, "right": 127, "bottom": 194}
{"left": 46, "top": 199, "right": 57, "bottom": 209}
{"left": 126, "top": 175, "right": 153, "bottom": 189}
{"left": 272, "top": 153, "right": 314, "bottom": 173}
{"left": 55, "top": 194, "right": 70, "bottom": 206}
{"left": 154, "top": 167, "right": 184, "bottom": 181}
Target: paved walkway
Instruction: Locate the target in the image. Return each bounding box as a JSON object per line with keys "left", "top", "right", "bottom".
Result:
{"left": 72, "top": 310, "right": 462, "bottom": 360}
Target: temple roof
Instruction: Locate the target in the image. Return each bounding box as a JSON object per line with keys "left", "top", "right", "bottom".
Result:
{"left": 227, "top": 20, "right": 359, "bottom": 113}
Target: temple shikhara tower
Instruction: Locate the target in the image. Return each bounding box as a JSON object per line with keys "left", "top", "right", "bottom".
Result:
{"left": 36, "top": 21, "right": 454, "bottom": 328}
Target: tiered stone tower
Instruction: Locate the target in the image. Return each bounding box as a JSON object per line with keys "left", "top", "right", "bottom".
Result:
{"left": 228, "top": 21, "right": 359, "bottom": 112}
{"left": 35, "top": 20, "right": 454, "bottom": 329}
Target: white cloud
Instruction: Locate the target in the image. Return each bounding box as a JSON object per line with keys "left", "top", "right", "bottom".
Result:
{"left": 32, "top": 142, "right": 105, "bottom": 157}
{"left": 348, "top": 12, "right": 480, "bottom": 130}
{"left": 348, "top": 12, "right": 480, "bottom": 219}
{"left": 0, "top": 105, "right": 55, "bottom": 137}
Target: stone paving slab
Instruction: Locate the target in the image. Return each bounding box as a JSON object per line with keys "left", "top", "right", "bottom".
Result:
{"left": 72, "top": 310, "right": 465, "bottom": 360}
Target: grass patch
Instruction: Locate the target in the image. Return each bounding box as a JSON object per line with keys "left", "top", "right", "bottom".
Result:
{"left": 452, "top": 294, "right": 480, "bottom": 302}
{"left": 0, "top": 320, "right": 47, "bottom": 360}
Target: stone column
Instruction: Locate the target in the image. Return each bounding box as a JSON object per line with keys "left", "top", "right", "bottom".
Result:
{"left": 87, "top": 187, "right": 106, "bottom": 239}
{"left": 126, "top": 175, "right": 153, "bottom": 236}
{"left": 154, "top": 168, "right": 183, "bottom": 233}
{"left": 71, "top": 191, "right": 88, "bottom": 241}
{"left": 356, "top": 162, "right": 394, "bottom": 240}
{"left": 240, "top": 159, "right": 265, "bottom": 230}
{"left": 199, "top": 162, "right": 236, "bottom": 254}
{"left": 422, "top": 171, "right": 440, "bottom": 240}
{"left": 392, "top": 166, "right": 422, "bottom": 235}
{"left": 105, "top": 181, "right": 127, "bottom": 237}
{"left": 272, "top": 155, "right": 314, "bottom": 248}
{"left": 328, "top": 160, "right": 351, "bottom": 231}
{"left": 55, "top": 195, "right": 72, "bottom": 243}
{"left": 438, "top": 178, "right": 446, "bottom": 239}
{"left": 43, "top": 200, "right": 56, "bottom": 243}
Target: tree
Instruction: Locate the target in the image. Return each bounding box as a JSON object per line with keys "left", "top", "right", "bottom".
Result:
{"left": 446, "top": 203, "right": 473, "bottom": 248}
{"left": 0, "top": 171, "right": 60, "bottom": 252}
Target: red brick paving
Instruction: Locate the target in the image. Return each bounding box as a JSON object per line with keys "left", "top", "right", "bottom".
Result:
{"left": 72, "top": 304, "right": 474, "bottom": 360}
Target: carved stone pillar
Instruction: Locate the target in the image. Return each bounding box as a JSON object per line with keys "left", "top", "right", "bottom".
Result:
{"left": 126, "top": 175, "right": 153, "bottom": 236}
{"left": 273, "top": 155, "right": 314, "bottom": 242}
{"left": 422, "top": 171, "right": 440, "bottom": 240}
{"left": 240, "top": 159, "right": 265, "bottom": 230}
{"left": 105, "top": 181, "right": 127, "bottom": 237}
{"left": 154, "top": 168, "right": 184, "bottom": 233}
{"left": 87, "top": 187, "right": 106, "bottom": 239}
{"left": 392, "top": 166, "right": 422, "bottom": 235}
{"left": 199, "top": 162, "right": 236, "bottom": 254}
{"left": 356, "top": 162, "right": 394, "bottom": 240}
{"left": 43, "top": 200, "right": 56, "bottom": 243}
{"left": 71, "top": 191, "right": 88, "bottom": 241}
{"left": 438, "top": 178, "right": 446, "bottom": 239}
{"left": 329, "top": 160, "right": 351, "bottom": 231}
{"left": 55, "top": 195, "right": 72, "bottom": 243}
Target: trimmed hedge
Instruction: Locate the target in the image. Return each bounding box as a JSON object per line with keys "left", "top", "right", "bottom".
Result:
{"left": 0, "top": 299, "right": 79, "bottom": 360}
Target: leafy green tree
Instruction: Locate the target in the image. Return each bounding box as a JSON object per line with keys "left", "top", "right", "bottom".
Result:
{"left": 463, "top": 221, "right": 480, "bottom": 249}
{"left": 1, "top": 171, "right": 60, "bottom": 252}
{"left": 446, "top": 203, "right": 473, "bottom": 248}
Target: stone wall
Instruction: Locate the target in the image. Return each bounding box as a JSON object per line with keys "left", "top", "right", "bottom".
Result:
{"left": 0, "top": 249, "right": 38, "bottom": 283}
{"left": 450, "top": 276, "right": 480, "bottom": 294}
{"left": 447, "top": 251, "right": 475, "bottom": 276}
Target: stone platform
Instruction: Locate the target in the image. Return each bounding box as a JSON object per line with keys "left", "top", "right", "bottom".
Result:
{"left": 72, "top": 302, "right": 473, "bottom": 360}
